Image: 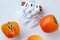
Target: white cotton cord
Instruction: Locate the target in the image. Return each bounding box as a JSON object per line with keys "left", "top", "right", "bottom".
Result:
{"left": 19, "top": 0, "right": 44, "bottom": 28}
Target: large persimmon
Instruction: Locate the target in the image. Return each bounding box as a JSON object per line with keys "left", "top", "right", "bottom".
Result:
{"left": 40, "top": 15, "right": 58, "bottom": 33}
{"left": 1, "top": 21, "right": 20, "bottom": 38}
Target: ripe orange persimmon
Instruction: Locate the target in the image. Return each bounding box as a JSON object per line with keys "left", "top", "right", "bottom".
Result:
{"left": 40, "top": 15, "right": 58, "bottom": 33}
{"left": 1, "top": 21, "right": 20, "bottom": 38}
{"left": 27, "top": 35, "right": 43, "bottom": 40}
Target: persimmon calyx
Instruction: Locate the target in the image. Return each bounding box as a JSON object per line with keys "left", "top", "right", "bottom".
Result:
{"left": 7, "top": 22, "right": 14, "bottom": 34}
{"left": 53, "top": 16, "right": 58, "bottom": 25}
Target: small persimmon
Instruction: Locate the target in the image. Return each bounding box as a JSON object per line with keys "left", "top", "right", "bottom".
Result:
{"left": 27, "top": 35, "right": 43, "bottom": 40}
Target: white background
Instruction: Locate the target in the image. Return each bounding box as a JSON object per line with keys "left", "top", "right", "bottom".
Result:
{"left": 0, "top": 0, "right": 60, "bottom": 40}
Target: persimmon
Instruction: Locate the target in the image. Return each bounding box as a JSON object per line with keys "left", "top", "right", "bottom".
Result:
{"left": 40, "top": 15, "right": 58, "bottom": 33}
{"left": 27, "top": 35, "right": 43, "bottom": 40}
{"left": 1, "top": 21, "right": 20, "bottom": 38}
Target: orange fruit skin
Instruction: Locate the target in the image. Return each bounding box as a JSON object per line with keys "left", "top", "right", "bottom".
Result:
{"left": 1, "top": 21, "right": 20, "bottom": 38}
{"left": 28, "top": 35, "right": 42, "bottom": 40}
{"left": 40, "top": 15, "right": 58, "bottom": 33}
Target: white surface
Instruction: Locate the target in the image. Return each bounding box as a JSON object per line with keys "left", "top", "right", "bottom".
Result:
{"left": 0, "top": 0, "right": 60, "bottom": 40}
